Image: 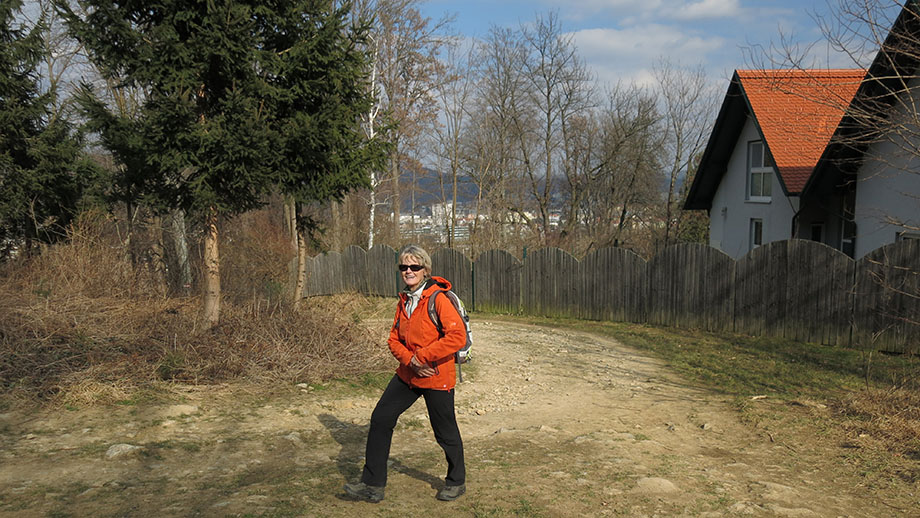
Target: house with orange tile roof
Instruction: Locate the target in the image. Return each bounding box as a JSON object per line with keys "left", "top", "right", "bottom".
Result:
{"left": 686, "top": 1, "right": 920, "bottom": 260}
{"left": 807, "top": 1, "right": 920, "bottom": 258}
{"left": 684, "top": 68, "right": 864, "bottom": 259}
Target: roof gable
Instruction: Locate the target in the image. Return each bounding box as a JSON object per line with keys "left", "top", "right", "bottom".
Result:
{"left": 737, "top": 69, "right": 865, "bottom": 193}
{"left": 685, "top": 69, "right": 864, "bottom": 209}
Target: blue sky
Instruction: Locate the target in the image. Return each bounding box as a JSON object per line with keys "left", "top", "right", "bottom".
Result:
{"left": 418, "top": 0, "right": 899, "bottom": 88}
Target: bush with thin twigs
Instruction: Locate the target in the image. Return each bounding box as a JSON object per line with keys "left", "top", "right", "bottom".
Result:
{"left": 0, "top": 212, "right": 391, "bottom": 407}
{"left": 836, "top": 387, "right": 920, "bottom": 462}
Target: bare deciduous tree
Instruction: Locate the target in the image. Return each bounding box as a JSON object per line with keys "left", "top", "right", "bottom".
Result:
{"left": 652, "top": 59, "right": 719, "bottom": 251}
{"left": 518, "top": 12, "right": 594, "bottom": 246}
{"left": 580, "top": 86, "right": 662, "bottom": 252}
{"left": 355, "top": 0, "right": 452, "bottom": 247}
{"left": 431, "top": 39, "right": 476, "bottom": 249}
{"left": 464, "top": 26, "right": 534, "bottom": 255}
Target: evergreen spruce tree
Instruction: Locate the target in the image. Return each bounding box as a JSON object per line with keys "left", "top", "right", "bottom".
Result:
{"left": 61, "top": 0, "right": 384, "bottom": 323}
{"left": 0, "top": 0, "right": 96, "bottom": 258}
{"left": 261, "top": 1, "right": 387, "bottom": 301}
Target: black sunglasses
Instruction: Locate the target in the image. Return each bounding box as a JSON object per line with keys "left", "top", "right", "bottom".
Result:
{"left": 398, "top": 264, "right": 425, "bottom": 272}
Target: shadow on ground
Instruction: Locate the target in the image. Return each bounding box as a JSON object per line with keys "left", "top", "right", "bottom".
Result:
{"left": 318, "top": 413, "right": 442, "bottom": 500}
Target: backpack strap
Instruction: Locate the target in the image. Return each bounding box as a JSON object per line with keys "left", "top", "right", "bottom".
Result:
{"left": 428, "top": 290, "right": 446, "bottom": 336}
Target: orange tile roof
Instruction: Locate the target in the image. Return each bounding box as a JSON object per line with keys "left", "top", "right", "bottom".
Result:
{"left": 736, "top": 69, "right": 865, "bottom": 193}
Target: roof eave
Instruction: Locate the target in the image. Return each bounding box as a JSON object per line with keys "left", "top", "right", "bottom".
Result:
{"left": 804, "top": 1, "right": 920, "bottom": 195}
{"left": 684, "top": 72, "right": 746, "bottom": 210}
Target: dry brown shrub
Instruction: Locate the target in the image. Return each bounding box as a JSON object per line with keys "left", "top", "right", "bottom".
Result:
{"left": 0, "top": 213, "right": 392, "bottom": 407}
{"left": 170, "top": 301, "right": 391, "bottom": 385}
{"left": 221, "top": 208, "right": 292, "bottom": 305}
{"left": 4, "top": 211, "right": 163, "bottom": 300}
{"left": 836, "top": 387, "right": 920, "bottom": 459}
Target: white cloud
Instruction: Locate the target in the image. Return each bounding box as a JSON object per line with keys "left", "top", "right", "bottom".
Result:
{"left": 536, "top": 0, "right": 744, "bottom": 23}
{"left": 672, "top": 0, "right": 742, "bottom": 21}
{"left": 572, "top": 25, "right": 725, "bottom": 62}
{"left": 570, "top": 25, "right": 726, "bottom": 87}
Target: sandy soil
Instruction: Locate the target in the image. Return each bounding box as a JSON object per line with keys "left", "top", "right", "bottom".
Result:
{"left": 0, "top": 318, "right": 916, "bottom": 517}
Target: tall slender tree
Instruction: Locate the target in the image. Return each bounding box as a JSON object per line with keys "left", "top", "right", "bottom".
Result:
{"left": 653, "top": 60, "right": 718, "bottom": 250}
{"left": 354, "top": 0, "right": 450, "bottom": 247}
{"left": 264, "top": 1, "right": 387, "bottom": 303}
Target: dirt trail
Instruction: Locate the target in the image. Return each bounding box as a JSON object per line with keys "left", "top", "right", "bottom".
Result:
{"left": 0, "top": 319, "right": 914, "bottom": 517}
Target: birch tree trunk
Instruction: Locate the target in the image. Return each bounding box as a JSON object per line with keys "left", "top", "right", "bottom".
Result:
{"left": 293, "top": 217, "right": 308, "bottom": 308}
{"left": 283, "top": 196, "right": 299, "bottom": 301}
{"left": 202, "top": 209, "right": 220, "bottom": 328}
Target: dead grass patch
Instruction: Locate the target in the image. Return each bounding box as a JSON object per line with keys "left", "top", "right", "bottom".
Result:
{"left": 836, "top": 387, "right": 920, "bottom": 460}
{"left": 0, "top": 214, "right": 391, "bottom": 408}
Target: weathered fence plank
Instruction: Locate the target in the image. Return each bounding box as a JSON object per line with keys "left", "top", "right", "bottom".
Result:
{"left": 581, "top": 247, "right": 648, "bottom": 323}
{"left": 431, "top": 248, "right": 473, "bottom": 305}
{"left": 783, "top": 240, "right": 855, "bottom": 346}
{"left": 307, "top": 250, "right": 344, "bottom": 296}
{"left": 853, "top": 240, "right": 920, "bottom": 353}
{"left": 648, "top": 244, "right": 733, "bottom": 332}
{"left": 303, "top": 255, "right": 318, "bottom": 297}
{"left": 367, "top": 245, "right": 398, "bottom": 297}
{"left": 734, "top": 243, "right": 772, "bottom": 337}
{"left": 342, "top": 246, "right": 368, "bottom": 294}
{"left": 522, "top": 248, "right": 579, "bottom": 318}
{"left": 474, "top": 250, "right": 521, "bottom": 314}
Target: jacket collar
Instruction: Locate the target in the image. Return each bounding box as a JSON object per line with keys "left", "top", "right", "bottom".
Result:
{"left": 400, "top": 276, "right": 451, "bottom": 299}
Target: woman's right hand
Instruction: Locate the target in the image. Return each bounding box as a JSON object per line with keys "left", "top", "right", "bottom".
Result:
{"left": 415, "top": 365, "right": 437, "bottom": 377}
{"left": 410, "top": 355, "right": 437, "bottom": 377}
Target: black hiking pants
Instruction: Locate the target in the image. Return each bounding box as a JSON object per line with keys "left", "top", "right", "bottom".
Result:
{"left": 361, "top": 375, "right": 465, "bottom": 488}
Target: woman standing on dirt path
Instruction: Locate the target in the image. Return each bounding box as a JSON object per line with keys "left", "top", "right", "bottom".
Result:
{"left": 344, "top": 245, "right": 467, "bottom": 503}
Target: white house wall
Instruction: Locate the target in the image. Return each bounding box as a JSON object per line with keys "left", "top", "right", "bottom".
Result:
{"left": 710, "top": 116, "right": 798, "bottom": 259}
{"left": 854, "top": 146, "right": 920, "bottom": 256}
{"left": 853, "top": 76, "right": 920, "bottom": 257}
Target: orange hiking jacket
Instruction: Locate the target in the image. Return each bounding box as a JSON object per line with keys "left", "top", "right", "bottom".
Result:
{"left": 388, "top": 276, "right": 466, "bottom": 390}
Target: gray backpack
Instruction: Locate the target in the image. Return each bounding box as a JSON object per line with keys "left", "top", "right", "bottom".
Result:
{"left": 427, "top": 290, "right": 472, "bottom": 365}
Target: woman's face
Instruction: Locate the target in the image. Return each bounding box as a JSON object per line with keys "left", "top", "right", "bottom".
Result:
{"left": 400, "top": 254, "right": 426, "bottom": 291}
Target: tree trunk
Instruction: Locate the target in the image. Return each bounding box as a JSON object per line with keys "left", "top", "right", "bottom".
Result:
{"left": 283, "top": 196, "right": 298, "bottom": 252}
{"left": 123, "top": 203, "right": 137, "bottom": 266}
{"left": 169, "top": 209, "right": 192, "bottom": 295}
{"left": 202, "top": 209, "right": 221, "bottom": 328}
{"left": 293, "top": 215, "right": 308, "bottom": 308}
{"left": 149, "top": 214, "right": 168, "bottom": 295}
{"left": 390, "top": 149, "right": 400, "bottom": 240}
{"left": 368, "top": 184, "right": 377, "bottom": 249}
{"left": 283, "top": 196, "right": 299, "bottom": 296}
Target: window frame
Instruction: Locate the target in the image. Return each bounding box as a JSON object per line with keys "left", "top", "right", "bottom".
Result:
{"left": 747, "top": 141, "right": 774, "bottom": 202}
{"left": 750, "top": 218, "right": 764, "bottom": 251}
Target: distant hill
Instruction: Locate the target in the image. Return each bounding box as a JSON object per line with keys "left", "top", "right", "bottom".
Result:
{"left": 398, "top": 168, "right": 479, "bottom": 213}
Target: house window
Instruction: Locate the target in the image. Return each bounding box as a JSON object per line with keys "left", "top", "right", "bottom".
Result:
{"left": 750, "top": 218, "right": 763, "bottom": 250}
{"left": 748, "top": 141, "right": 773, "bottom": 201}
{"left": 810, "top": 223, "right": 824, "bottom": 243}
{"left": 897, "top": 231, "right": 920, "bottom": 241}
{"left": 841, "top": 219, "right": 857, "bottom": 258}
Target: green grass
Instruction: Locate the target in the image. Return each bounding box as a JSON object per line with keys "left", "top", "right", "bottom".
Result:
{"left": 506, "top": 316, "right": 918, "bottom": 401}
{"left": 465, "top": 499, "right": 547, "bottom": 518}
{"left": 307, "top": 371, "right": 393, "bottom": 397}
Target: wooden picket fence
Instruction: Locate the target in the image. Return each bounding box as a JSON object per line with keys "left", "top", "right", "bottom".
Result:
{"left": 303, "top": 239, "right": 920, "bottom": 353}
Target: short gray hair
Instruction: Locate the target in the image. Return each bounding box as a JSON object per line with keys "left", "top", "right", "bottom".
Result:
{"left": 398, "top": 245, "right": 432, "bottom": 277}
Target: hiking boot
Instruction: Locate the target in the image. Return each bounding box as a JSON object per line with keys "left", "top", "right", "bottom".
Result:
{"left": 436, "top": 484, "right": 466, "bottom": 501}
{"left": 343, "top": 481, "right": 385, "bottom": 503}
